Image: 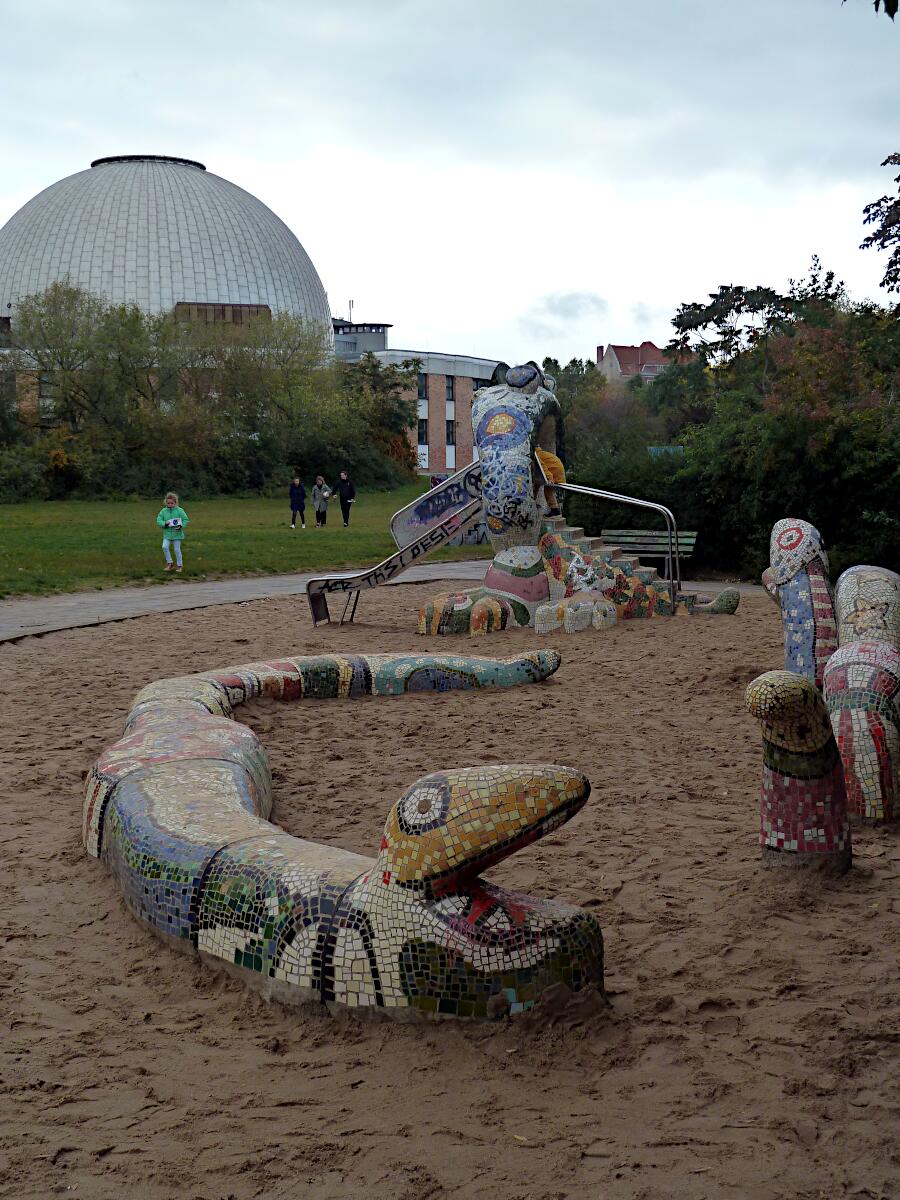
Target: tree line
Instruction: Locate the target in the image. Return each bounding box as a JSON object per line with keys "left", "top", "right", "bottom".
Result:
{"left": 549, "top": 257, "right": 900, "bottom": 576}
{"left": 0, "top": 283, "right": 419, "bottom": 501}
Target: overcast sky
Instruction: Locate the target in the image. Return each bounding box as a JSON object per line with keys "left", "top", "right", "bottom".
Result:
{"left": 1, "top": 0, "right": 898, "bottom": 364}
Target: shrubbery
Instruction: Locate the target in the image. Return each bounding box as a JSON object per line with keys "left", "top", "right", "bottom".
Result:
{"left": 0, "top": 283, "right": 418, "bottom": 500}
{"left": 550, "top": 269, "right": 900, "bottom": 577}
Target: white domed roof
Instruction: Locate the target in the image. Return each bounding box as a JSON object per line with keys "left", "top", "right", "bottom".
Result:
{"left": 0, "top": 155, "right": 331, "bottom": 325}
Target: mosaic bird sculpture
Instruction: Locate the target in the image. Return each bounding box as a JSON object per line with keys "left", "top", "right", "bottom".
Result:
{"left": 764, "top": 523, "right": 900, "bottom": 825}
{"left": 418, "top": 362, "right": 739, "bottom": 637}
{"left": 83, "top": 651, "right": 605, "bottom": 1019}
{"left": 745, "top": 670, "right": 851, "bottom": 873}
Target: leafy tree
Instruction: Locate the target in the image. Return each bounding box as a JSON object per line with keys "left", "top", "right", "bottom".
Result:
{"left": 862, "top": 153, "right": 900, "bottom": 292}
{"left": 2, "top": 283, "right": 416, "bottom": 498}
{"left": 338, "top": 352, "right": 420, "bottom": 476}
{"left": 843, "top": 0, "right": 898, "bottom": 19}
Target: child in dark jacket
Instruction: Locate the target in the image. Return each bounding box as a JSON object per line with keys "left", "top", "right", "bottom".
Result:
{"left": 289, "top": 477, "right": 306, "bottom": 529}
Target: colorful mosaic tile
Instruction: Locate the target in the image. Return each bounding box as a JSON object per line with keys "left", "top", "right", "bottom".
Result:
{"left": 85, "top": 651, "right": 606, "bottom": 1019}
{"left": 419, "top": 364, "right": 738, "bottom": 637}
{"left": 765, "top": 519, "right": 900, "bottom": 825}
{"left": 763, "top": 518, "right": 837, "bottom": 687}
{"left": 745, "top": 670, "right": 851, "bottom": 873}
{"left": 834, "top": 565, "right": 900, "bottom": 648}
{"left": 823, "top": 640, "right": 900, "bottom": 823}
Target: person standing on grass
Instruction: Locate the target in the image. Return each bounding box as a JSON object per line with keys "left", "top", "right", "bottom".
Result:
{"left": 333, "top": 470, "right": 356, "bottom": 527}
{"left": 289, "top": 476, "right": 306, "bottom": 529}
{"left": 156, "top": 491, "right": 189, "bottom": 573}
{"left": 311, "top": 476, "right": 331, "bottom": 528}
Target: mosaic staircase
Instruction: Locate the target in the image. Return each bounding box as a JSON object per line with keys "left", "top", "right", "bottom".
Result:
{"left": 541, "top": 514, "right": 710, "bottom": 615}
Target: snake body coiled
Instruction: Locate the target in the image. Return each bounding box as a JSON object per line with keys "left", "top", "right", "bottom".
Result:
{"left": 83, "top": 651, "right": 605, "bottom": 1019}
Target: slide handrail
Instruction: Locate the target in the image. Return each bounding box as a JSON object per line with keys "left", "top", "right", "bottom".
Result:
{"left": 553, "top": 482, "right": 682, "bottom": 591}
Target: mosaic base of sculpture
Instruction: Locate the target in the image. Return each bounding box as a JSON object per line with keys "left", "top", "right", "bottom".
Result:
{"left": 763, "top": 520, "right": 900, "bottom": 825}
{"left": 745, "top": 670, "right": 851, "bottom": 873}
{"left": 419, "top": 362, "right": 739, "bottom": 637}
{"left": 84, "top": 651, "right": 605, "bottom": 1019}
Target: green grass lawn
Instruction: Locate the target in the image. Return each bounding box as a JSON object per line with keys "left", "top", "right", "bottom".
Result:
{"left": 0, "top": 487, "right": 491, "bottom": 598}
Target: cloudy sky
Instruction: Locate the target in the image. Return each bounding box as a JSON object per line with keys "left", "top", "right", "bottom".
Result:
{"left": 1, "top": 0, "right": 898, "bottom": 364}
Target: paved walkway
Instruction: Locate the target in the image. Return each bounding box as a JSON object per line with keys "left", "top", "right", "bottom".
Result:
{"left": 0, "top": 564, "right": 761, "bottom": 642}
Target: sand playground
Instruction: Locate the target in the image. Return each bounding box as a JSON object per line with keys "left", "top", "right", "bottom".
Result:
{"left": 1, "top": 583, "right": 898, "bottom": 1200}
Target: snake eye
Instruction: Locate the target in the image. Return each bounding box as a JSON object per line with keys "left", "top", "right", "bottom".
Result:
{"left": 396, "top": 776, "right": 451, "bottom": 835}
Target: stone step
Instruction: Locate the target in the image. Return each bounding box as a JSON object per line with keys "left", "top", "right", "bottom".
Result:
{"left": 610, "top": 555, "right": 641, "bottom": 572}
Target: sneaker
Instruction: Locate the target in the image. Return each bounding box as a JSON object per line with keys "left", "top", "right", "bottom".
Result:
{"left": 301, "top": 523, "right": 306, "bottom": 529}
{"left": 290, "top": 525, "right": 295, "bottom": 530}
{"left": 164, "top": 563, "right": 173, "bottom": 572}
{"left": 175, "top": 565, "right": 183, "bottom": 573}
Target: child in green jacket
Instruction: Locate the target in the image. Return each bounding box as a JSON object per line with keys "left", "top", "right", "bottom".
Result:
{"left": 156, "top": 491, "right": 189, "bottom": 573}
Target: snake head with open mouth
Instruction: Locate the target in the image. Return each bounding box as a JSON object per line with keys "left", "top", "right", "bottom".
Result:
{"left": 340, "top": 764, "right": 603, "bottom": 1017}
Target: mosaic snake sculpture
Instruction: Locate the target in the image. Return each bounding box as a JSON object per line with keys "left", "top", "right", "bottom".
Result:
{"left": 83, "top": 651, "right": 605, "bottom": 1019}
{"left": 419, "top": 362, "right": 739, "bottom": 637}
{"left": 749, "top": 519, "right": 900, "bottom": 849}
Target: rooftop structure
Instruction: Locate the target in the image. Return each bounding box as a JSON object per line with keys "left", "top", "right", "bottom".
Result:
{"left": 0, "top": 155, "right": 331, "bottom": 326}
{"left": 597, "top": 340, "right": 670, "bottom": 382}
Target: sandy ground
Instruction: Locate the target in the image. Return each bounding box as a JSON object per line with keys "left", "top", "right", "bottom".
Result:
{"left": 1, "top": 584, "right": 898, "bottom": 1200}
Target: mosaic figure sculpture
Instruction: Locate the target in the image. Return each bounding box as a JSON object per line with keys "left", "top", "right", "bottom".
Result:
{"left": 820, "top": 566, "right": 900, "bottom": 824}
{"left": 419, "top": 363, "right": 739, "bottom": 637}
{"left": 764, "top": 520, "right": 900, "bottom": 825}
{"left": 762, "top": 518, "right": 837, "bottom": 687}
{"left": 823, "top": 641, "right": 900, "bottom": 824}
{"left": 84, "top": 651, "right": 605, "bottom": 1019}
{"left": 745, "top": 670, "right": 851, "bottom": 873}
{"left": 834, "top": 564, "right": 900, "bottom": 648}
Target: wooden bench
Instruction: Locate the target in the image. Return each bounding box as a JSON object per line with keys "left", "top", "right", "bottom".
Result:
{"left": 600, "top": 529, "right": 697, "bottom": 575}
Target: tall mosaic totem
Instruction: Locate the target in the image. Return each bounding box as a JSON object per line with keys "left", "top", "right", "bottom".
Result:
{"left": 823, "top": 565, "right": 900, "bottom": 823}
{"left": 419, "top": 362, "right": 739, "bottom": 636}
{"left": 84, "top": 651, "right": 606, "bottom": 1019}
{"left": 761, "top": 518, "right": 837, "bottom": 687}
{"left": 745, "top": 670, "right": 851, "bottom": 873}
{"left": 761, "top": 520, "right": 900, "bottom": 825}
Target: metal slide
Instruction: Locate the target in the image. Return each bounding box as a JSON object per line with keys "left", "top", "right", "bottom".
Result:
{"left": 306, "top": 457, "right": 683, "bottom": 625}
{"left": 389, "top": 460, "right": 483, "bottom": 548}
{"left": 306, "top": 497, "right": 483, "bottom": 626}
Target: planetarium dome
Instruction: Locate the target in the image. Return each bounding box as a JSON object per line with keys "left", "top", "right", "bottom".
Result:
{"left": 0, "top": 155, "right": 331, "bottom": 325}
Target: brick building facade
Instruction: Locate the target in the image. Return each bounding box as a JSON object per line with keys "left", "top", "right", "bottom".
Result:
{"left": 373, "top": 349, "right": 499, "bottom": 475}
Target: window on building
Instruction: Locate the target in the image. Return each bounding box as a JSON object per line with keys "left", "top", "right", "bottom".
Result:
{"left": 173, "top": 302, "right": 271, "bottom": 326}
{"left": 418, "top": 418, "right": 429, "bottom": 446}
{"left": 446, "top": 419, "right": 456, "bottom": 445}
{"left": 417, "top": 372, "right": 427, "bottom": 401}
{"left": 445, "top": 375, "right": 454, "bottom": 402}
{"left": 38, "top": 373, "right": 55, "bottom": 421}
{"left": 474, "top": 377, "right": 492, "bottom": 391}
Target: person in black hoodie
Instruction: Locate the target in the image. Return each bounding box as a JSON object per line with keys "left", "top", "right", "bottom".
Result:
{"left": 334, "top": 471, "right": 356, "bottom": 527}
{"left": 288, "top": 477, "right": 306, "bottom": 529}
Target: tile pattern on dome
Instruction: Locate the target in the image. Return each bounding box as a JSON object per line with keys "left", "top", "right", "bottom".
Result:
{"left": 746, "top": 670, "right": 851, "bottom": 873}
{"left": 85, "top": 650, "right": 606, "bottom": 1019}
